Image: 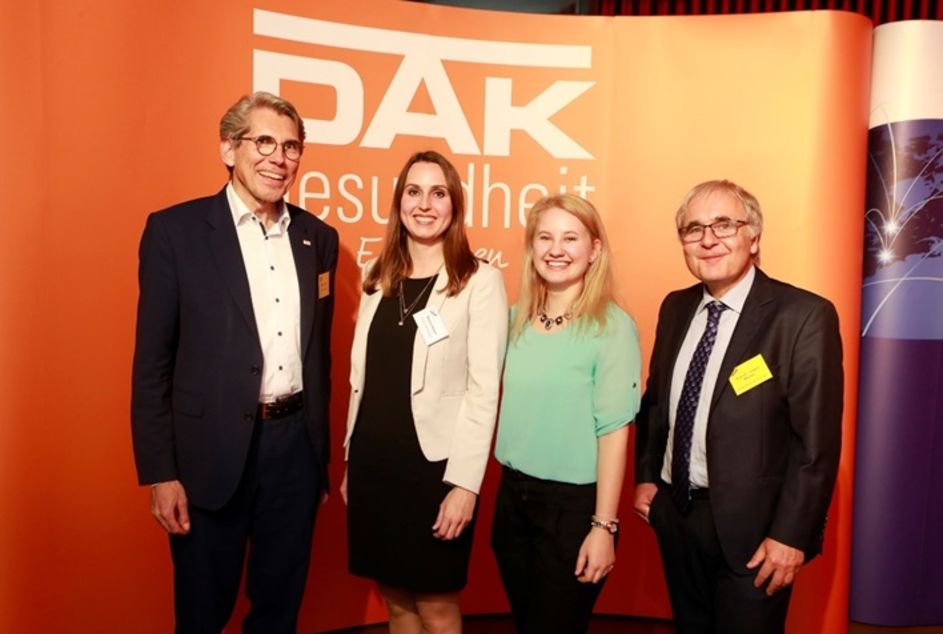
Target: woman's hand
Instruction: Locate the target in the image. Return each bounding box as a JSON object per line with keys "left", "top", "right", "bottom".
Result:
{"left": 432, "top": 486, "right": 477, "bottom": 540}
{"left": 574, "top": 527, "right": 616, "bottom": 584}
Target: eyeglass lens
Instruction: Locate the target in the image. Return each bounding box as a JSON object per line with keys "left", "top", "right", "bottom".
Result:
{"left": 681, "top": 220, "right": 743, "bottom": 242}
{"left": 250, "top": 136, "right": 302, "bottom": 160}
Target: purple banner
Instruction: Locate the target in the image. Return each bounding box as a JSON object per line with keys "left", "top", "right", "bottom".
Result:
{"left": 850, "top": 118, "right": 943, "bottom": 625}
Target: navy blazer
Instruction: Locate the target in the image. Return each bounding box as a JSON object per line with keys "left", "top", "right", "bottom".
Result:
{"left": 131, "top": 187, "right": 338, "bottom": 510}
{"left": 635, "top": 268, "right": 843, "bottom": 568}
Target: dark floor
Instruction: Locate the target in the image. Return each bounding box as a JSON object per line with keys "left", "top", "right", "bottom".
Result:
{"left": 328, "top": 614, "right": 671, "bottom": 633}
{"left": 326, "top": 614, "right": 943, "bottom": 633}
{"left": 851, "top": 625, "right": 943, "bottom": 634}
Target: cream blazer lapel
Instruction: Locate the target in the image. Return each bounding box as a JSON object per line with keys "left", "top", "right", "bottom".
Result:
{"left": 409, "top": 268, "right": 450, "bottom": 396}
{"left": 344, "top": 283, "right": 380, "bottom": 454}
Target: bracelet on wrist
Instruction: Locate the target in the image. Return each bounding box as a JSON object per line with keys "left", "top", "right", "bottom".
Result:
{"left": 590, "top": 516, "right": 620, "bottom": 534}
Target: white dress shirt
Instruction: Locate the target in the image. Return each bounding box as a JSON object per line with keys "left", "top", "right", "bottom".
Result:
{"left": 662, "top": 266, "right": 756, "bottom": 488}
{"left": 226, "top": 184, "right": 302, "bottom": 402}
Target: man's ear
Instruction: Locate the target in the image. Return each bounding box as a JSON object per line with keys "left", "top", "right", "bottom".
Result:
{"left": 220, "top": 140, "right": 235, "bottom": 168}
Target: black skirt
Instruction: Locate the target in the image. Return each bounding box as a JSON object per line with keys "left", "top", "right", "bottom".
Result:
{"left": 347, "top": 276, "right": 476, "bottom": 593}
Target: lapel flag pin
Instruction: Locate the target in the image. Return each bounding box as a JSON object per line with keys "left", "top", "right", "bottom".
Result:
{"left": 303, "top": 239, "right": 311, "bottom": 246}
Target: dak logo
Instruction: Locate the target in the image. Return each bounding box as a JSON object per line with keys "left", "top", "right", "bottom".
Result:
{"left": 253, "top": 9, "right": 595, "bottom": 159}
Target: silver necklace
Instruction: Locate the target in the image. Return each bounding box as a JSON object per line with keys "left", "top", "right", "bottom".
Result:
{"left": 398, "top": 275, "right": 438, "bottom": 326}
{"left": 538, "top": 309, "right": 572, "bottom": 331}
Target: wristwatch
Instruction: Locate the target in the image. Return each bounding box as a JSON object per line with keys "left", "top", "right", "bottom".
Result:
{"left": 590, "top": 516, "right": 620, "bottom": 534}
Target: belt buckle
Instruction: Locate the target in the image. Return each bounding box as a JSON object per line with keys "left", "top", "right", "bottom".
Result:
{"left": 260, "top": 399, "right": 284, "bottom": 420}
{"left": 260, "top": 393, "right": 298, "bottom": 420}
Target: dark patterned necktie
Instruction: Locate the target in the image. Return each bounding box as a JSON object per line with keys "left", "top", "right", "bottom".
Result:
{"left": 671, "top": 300, "right": 727, "bottom": 513}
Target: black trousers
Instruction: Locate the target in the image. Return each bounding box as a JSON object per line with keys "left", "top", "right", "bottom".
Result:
{"left": 649, "top": 483, "right": 792, "bottom": 634}
{"left": 491, "top": 467, "right": 606, "bottom": 634}
{"left": 169, "top": 410, "right": 321, "bottom": 634}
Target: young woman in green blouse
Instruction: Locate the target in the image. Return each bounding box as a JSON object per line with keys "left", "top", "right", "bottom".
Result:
{"left": 491, "top": 193, "right": 642, "bottom": 633}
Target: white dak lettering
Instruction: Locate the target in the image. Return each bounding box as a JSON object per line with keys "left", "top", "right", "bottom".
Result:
{"left": 253, "top": 9, "right": 595, "bottom": 159}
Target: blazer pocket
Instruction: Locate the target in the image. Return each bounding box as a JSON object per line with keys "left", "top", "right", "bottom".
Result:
{"left": 441, "top": 355, "right": 468, "bottom": 396}
{"left": 172, "top": 388, "right": 204, "bottom": 418}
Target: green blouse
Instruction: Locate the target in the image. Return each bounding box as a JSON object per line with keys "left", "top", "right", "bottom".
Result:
{"left": 494, "top": 303, "right": 642, "bottom": 484}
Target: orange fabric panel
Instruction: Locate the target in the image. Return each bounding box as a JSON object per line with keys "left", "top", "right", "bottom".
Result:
{"left": 1, "top": 0, "right": 45, "bottom": 629}
{"left": 2, "top": 2, "right": 869, "bottom": 632}
{"left": 605, "top": 12, "right": 870, "bottom": 634}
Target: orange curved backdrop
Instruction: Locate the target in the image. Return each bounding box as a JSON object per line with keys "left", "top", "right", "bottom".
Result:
{"left": 0, "top": 1, "right": 870, "bottom": 632}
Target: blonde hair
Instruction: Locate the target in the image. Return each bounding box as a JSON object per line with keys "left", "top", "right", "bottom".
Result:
{"left": 511, "top": 194, "right": 614, "bottom": 340}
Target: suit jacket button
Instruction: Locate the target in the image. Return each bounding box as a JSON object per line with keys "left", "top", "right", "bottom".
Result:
{"left": 244, "top": 411, "right": 254, "bottom": 422}
{"left": 250, "top": 365, "right": 261, "bottom": 375}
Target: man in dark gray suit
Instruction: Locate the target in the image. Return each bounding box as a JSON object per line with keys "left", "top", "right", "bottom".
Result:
{"left": 634, "top": 180, "right": 842, "bottom": 634}
{"left": 132, "top": 92, "right": 338, "bottom": 633}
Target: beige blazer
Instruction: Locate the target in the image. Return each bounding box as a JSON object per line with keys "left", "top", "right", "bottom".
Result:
{"left": 344, "top": 262, "right": 508, "bottom": 494}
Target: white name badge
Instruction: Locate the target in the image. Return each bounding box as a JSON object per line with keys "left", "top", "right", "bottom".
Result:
{"left": 413, "top": 305, "right": 449, "bottom": 345}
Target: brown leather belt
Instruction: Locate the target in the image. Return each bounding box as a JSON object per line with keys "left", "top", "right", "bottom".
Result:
{"left": 257, "top": 391, "right": 304, "bottom": 420}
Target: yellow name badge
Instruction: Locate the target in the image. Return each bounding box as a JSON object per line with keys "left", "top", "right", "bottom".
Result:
{"left": 728, "top": 354, "right": 773, "bottom": 396}
{"left": 318, "top": 272, "right": 330, "bottom": 299}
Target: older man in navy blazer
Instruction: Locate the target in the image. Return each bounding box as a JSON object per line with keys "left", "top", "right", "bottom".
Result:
{"left": 132, "top": 92, "right": 338, "bottom": 633}
{"left": 633, "top": 180, "right": 842, "bottom": 634}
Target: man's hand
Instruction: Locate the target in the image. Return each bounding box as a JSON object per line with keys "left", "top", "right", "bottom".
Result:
{"left": 633, "top": 482, "right": 658, "bottom": 523}
{"left": 432, "top": 487, "right": 476, "bottom": 540}
{"left": 746, "top": 537, "right": 805, "bottom": 595}
{"left": 150, "top": 480, "right": 191, "bottom": 535}
{"left": 339, "top": 467, "right": 348, "bottom": 506}
{"left": 575, "top": 528, "right": 616, "bottom": 584}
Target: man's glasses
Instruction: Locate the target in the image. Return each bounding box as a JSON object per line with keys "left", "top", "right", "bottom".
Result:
{"left": 679, "top": 218, "right": 750, "bottom": 243}
{"left": 236, "top": 135, "right": 303, "bottom": 161}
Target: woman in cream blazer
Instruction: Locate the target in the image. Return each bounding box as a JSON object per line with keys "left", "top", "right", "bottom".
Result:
{"left": 341, "top": 150, "right": 507, "bottom": 634}
{"left": 345, "top": 261, "right": 508, "bottom": 493}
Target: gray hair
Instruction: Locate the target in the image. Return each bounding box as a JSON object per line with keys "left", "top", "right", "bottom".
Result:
{"left": 219, "top": 91, "right": 305, "bottom": 144}
{"left": 675, "top": 179, "right": 763, "bottom": 238}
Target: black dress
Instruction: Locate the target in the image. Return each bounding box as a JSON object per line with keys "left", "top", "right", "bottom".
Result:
{"left": 347, "top": 276, "right": 476, "bottom": 593}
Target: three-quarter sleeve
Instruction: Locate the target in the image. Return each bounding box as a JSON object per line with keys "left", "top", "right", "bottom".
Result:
{"left": 593, "top": 309, "right": 642, "bottom": 437}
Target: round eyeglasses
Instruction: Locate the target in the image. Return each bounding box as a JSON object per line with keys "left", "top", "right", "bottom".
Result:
{"left": 236, "top": 135, "right": 303, "bottom": 161}
{"left": 679, "top": 219, "right": 750, "bottom": 243}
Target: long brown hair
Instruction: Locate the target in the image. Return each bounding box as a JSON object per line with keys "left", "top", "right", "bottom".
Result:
{"left": 511, "top": 193, "right": 615, "bottom": 340}
{"left": 363, "top": 151, "right": 479, "bottom": 297}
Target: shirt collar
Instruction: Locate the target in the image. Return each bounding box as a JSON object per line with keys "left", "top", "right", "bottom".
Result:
{"left": 698, "top": 265, "right": 755, "bottom": 315}
{"left": 225, "top": 182, "right": 291, "bottom": 234}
